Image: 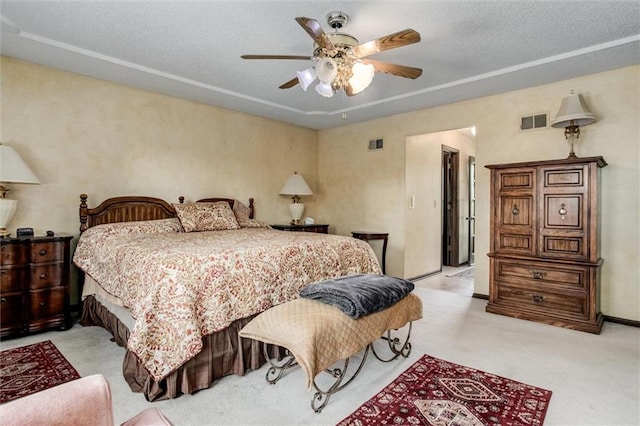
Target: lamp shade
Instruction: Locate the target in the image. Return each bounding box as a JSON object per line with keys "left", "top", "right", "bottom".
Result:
{"left": 279, "top": 172, "right": 313, "bottom": 197}
{"left": 0, "top": 144, "right": 40, "bottom": 184}
{"left": 296, "top": 68, "right": 316, "bottom": 91}
{"left": 349, "top": 62, "right": 375, "bottom": 95}
{"left": 315, "top": 57, "right": 338, "bottom": 84}
{"left": 551, "top": 94, "right": 597, "bottom": 128}
{"left": 315, "top": 82, "right": 334, "bottom": 98}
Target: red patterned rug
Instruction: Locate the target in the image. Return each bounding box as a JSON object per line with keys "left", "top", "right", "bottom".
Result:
{"left": 339, "top": 354, "right": 552, "bottom": 425}
{"left": 0, "top": 340, "right": 80, "bottom": 404}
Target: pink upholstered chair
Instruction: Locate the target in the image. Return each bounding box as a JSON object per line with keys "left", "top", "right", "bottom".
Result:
{"left": 0, "top": 374, "right": 172, "bottom": 426}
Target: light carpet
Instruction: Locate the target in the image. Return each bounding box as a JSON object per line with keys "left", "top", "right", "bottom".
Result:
{"left": 0, "top": 287, "right": 638, "bottom": 425}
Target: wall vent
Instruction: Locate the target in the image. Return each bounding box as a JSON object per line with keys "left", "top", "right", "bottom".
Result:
{"left": 368, "top": 138, "right": 384, "bottom": 150}
{"left": 520, "top": 113, "right": 548, "bottom": 132}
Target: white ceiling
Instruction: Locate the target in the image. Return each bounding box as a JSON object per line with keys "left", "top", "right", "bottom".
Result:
{"left": 1, "top": 1, "right": 639, "bottom": 130}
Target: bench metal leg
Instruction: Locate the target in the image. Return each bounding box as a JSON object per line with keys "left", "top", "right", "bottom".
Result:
{"left": 311, "top": 347, "right": 369, "bottom": 413}
{"left": 263, "top": 345, "right": 297, "bottom": 385}
{"left": 261, "top": 321, "right": 413, "bottom": 413}
{"left": 370, "top": 321, "right": 413, "bottom": 362}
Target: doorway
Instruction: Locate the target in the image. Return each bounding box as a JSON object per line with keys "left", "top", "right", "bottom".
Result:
{"left": 404, "top": 128, "right": 476, "bottom": 280}
{"left": 442, "top": 146, "right": 459, "bottom": 267}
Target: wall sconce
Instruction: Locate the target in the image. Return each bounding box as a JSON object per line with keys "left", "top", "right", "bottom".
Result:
{"left": 0, "top": 144, "right": 40, "bottom": 237}
{"left": 550, "top": 90, "right": 597, "bottom": 158}
{"left": 279, "top": 171, "right": 313, "bottom": 225}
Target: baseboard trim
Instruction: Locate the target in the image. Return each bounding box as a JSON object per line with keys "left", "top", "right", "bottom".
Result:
{"left": 472, "top": 293, "right": 489, "bottom": 300}
{"left": 603, "top": 315, "right": 640, "bottom": 327}
{"left": 408, "top": 269, "right": 442, "bottom": 282}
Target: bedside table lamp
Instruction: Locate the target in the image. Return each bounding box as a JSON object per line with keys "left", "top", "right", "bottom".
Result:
{"left": 279, "top": 171, "right": 313, "bottom": 225}
{"left": 0, "top": 144, "right": 40, "bottom": 237}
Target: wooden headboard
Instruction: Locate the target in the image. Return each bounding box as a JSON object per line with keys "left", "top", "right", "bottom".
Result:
{"left": 79, "top": 194, "right": 254, "bottom": 232}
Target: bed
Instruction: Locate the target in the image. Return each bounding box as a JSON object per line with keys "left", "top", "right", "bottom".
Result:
{"left": 74, "top": 194, "right": 381, "bottom": 400}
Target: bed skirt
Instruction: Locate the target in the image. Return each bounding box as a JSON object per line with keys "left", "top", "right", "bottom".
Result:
{"left": 80, "top": 295, "right": 281, "bottom": 401}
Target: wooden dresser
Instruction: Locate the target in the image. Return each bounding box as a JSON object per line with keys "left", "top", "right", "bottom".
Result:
{"left": 486, "top": 157, "right": 606, "bottom": 334}
{"left": 1, "top": 235, "right": 73, "bottom": 338}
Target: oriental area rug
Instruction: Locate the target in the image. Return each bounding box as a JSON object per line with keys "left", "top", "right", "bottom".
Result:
{"left": 338, "top": 354, "right": 552, "bottom": 426}
{"left": 0, "top": 340, "right": 80, "bottom": 404}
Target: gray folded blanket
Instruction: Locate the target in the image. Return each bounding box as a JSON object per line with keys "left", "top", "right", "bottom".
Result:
{"left": 299, "top": 274, "right": 415, "bottom": 319}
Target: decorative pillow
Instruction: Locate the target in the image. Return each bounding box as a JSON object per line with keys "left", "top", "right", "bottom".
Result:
{"left": 232, "top": 199, "right": 271, "bottom": 229}
{"left": 82, "top": 218, "right": 183, "bottom": 239}
{"left": 173, "top": 202, "right": 240, "bottom": 232}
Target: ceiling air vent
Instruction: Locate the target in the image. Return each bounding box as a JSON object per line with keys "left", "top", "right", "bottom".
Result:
{"left": 520, "top": 113, "right": 548, "bottom": 132}
{"left": 369, "top": 138, "right": 384, "bottom": 150}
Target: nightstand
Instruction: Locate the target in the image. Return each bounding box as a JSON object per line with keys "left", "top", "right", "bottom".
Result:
{"left": 271, "top": 224, "right": 329, "bottom": 234}
{"left": 351, "top": 231, "right": 389, "bottom": 274}
{"left": 1, "top": 235, "right": 73, "bottom": 338}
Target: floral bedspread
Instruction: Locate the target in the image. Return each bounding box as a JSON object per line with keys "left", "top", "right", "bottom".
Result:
{"left": 73, "top": 220, "right": 381, "bottom": 381}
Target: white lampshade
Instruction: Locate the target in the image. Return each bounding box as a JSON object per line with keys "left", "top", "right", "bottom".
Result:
{"left": 0, "top": 144, "right": 40, "bottom": 184}
{"left": 349, "top": 62, "right": 375, "bottom": 95}
{"left": 0, "top": 144, "right": 40, "bottom": 237}
{"left": 296, "top": 68, "right": 316, "bottom": 91}
{"left": 315, "top": 82, "right": 334, "bottom": 98}
{"left": 551, "top": 93, "right": 597, "bottom": 128}
{"left": 279, "top": 172, "right": 313, "bottom": 198}
{"left": 315, "top": 57, "right": 338, "bottom": 84}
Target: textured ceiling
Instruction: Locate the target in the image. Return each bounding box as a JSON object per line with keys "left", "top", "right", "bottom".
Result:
{"left": 1, "top": 1, "right": 639, "bottom": 129}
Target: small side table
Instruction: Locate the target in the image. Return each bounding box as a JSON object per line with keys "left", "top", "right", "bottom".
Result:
{"left": 271, "top": 224, "right": 329, "bottom": 234}
{"left": 351, "top": 231, "right": 389, "bottom": 274}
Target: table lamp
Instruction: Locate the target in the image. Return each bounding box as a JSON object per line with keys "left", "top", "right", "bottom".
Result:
{"left": 279, "top": 171, "right": 313, "bottom": 225}
{"left": 0, "top": 144, "right": 40, "bottom": 237}
{"left": 551, "top": 91, "right": 597, "bottom": 158}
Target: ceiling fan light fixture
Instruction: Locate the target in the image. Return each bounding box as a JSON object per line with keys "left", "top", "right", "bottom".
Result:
{"left": 349, "top": 62, "right": 375, "bottom": 94}
{"left": 316, "top": 57, "right": 338, "bottom": 84}
{"left": 315, "top": 82, "right": 334, "bottom": 97}
{"left": 296, "top": 68, "right": 316, "bottom": 91}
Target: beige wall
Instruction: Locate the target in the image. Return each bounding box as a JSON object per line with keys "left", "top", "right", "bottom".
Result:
{"left": 405, "top": 130, "right": 476, "bottom": 278}
{"left": 3, "top": 56, "right": 638, "bottom": 320}
{"left": 318, "top": 65, "right": 640, "bottom": 321}
{"left": 1, "top": 57, "right": 318, "bottom": 302}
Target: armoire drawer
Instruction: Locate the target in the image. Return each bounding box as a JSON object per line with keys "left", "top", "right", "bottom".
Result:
{"left": 494, "top": 258, "right": 588, "bottom": 291}
{"left": 493, "top": 282, "right": 588, "bottom": 319}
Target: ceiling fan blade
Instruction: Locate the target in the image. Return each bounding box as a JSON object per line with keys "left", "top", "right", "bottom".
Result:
{"left": 353, "top": 29, "right": 421, "bottom": 58}
{"left": 241, "top": 54, "right": 312, "bottom": 60}
{"left": 279, "top": 77, "right": 300, "bottom": 89}
{"left": 361, "top": 59, "right": 423, "bottom": 79}
{"left": 295, "top": 17, "right": 334, "bottom": 50}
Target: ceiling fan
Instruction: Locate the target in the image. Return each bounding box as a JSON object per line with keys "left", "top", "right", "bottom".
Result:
{"left": 241, "top": 11, "right": 422, "bottom": 97}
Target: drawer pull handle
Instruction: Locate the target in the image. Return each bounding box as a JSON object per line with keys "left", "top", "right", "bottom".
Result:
{"left": 531, "top": 271, "right": 546, "bottom": 279}
{"left": 39, "top": 273, "right": 48, "bottom": 279}
{"left": 0, "top": 270, "right": 6, "bottom": 275}
{"left": 39, "top": 302, "right": 46, "bottom": 307}
{"left": 532, "top": 295, "right": 544, "bottom": 303}
{"left": 558, "top": 203, "right": 567, "bottom": 220}
{"left": 512, "top": 204, "right": 519, "bottom": 216}
{"left": 1, "top": 297, "right": 6, "bottom": 304}
{"left": 39, "top": 248, "right": 48, "bottom": 256}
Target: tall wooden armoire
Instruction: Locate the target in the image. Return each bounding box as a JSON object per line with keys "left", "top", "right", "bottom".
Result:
{"left": 486, "top": 156, "right": 606, "bottom": 334}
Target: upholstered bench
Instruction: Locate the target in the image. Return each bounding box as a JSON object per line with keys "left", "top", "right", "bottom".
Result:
{"left": 239, "top": 275, "right": 423, "bottom": 412}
